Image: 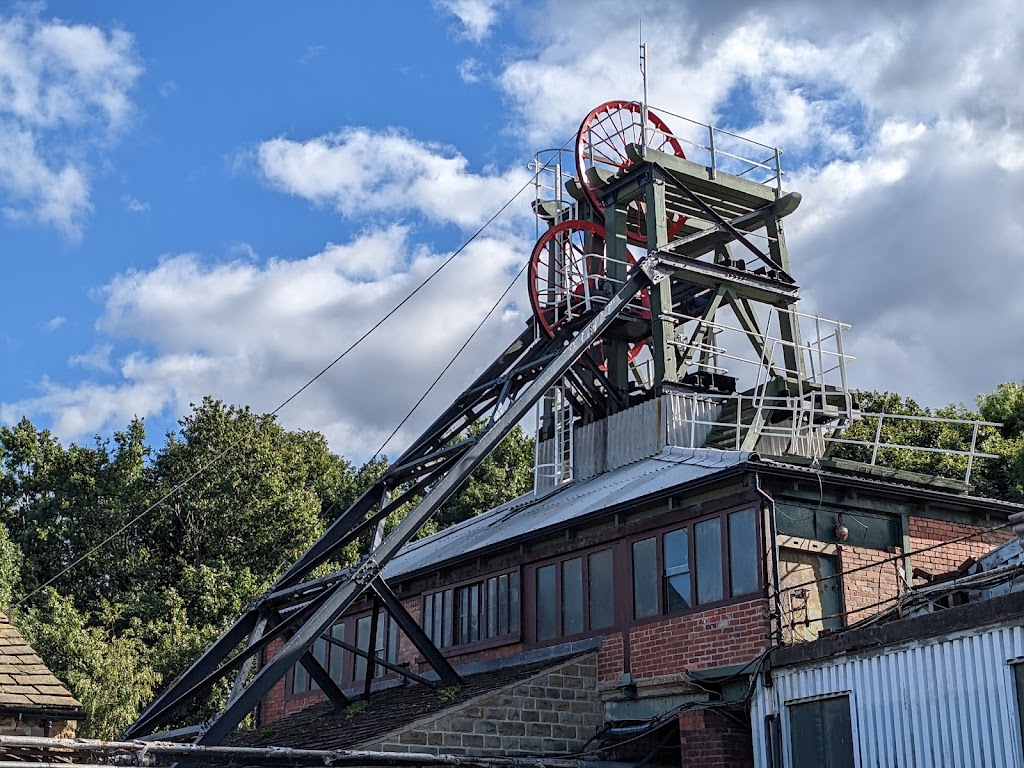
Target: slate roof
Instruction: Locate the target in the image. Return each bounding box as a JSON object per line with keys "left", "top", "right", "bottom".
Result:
{"left": 0, "top": 613, "right": 81, "bottom": 714}
{"left": 237, "top": 654, "right": 585, "bottom": 750}
{"left": 383, "top": 446, "right": 751, "bottom": 581}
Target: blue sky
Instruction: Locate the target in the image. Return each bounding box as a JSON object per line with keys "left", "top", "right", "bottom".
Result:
{"left": 2, "top": 0, "right": 1023, "bottom": 460}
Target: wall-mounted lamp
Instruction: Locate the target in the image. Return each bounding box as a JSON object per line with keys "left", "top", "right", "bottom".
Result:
{"left": 834, "top": 513, "right": 850, "bottom": 543}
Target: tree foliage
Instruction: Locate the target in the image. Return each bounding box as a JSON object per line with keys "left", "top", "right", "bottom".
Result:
{"left": 829, "top": 384, "right": 1024, "bottom": 499}
{"left": 0, "top": 398, "right": 535, "bottom": 737}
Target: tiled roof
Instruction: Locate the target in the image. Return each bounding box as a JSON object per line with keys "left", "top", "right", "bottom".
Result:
{"left": 0, "top": 614, "right": 81, "bottom": 713}
{"left": 236, "top": 654, "right": 584, "bottom": 751}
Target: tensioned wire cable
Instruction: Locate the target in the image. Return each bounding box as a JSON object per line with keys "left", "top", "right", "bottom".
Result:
{"left": 14, "top": 140, "right": 573, "bottom": 608}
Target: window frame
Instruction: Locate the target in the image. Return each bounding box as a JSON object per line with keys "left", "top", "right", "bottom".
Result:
{"left": 420, "top": 567, "right": 522, "bottom": 654}
{"left": 629, "top": 503, "right": 764, "bottom": 623}
{"left": 526, "top": 545, "right": 617, "bottom": 644}
{"left": 287, "top": 608, "right": 401, "bottom": 700}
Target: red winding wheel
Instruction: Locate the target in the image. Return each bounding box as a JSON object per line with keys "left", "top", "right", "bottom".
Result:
{"left": 528, "top": 219, "right": 650, "bottom": 371}
{"left": 576, "top": 100, "right": 688, "bottom": 246}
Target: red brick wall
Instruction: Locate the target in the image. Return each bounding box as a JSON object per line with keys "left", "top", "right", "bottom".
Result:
{"left": 909, "top": 517, "right": 1012, "bottom": 582}
{"left": 838, "top": 544, "right": 903, "bottom": 624}
{"left": 679, "top": 709, "right": 753, "bottom": 768}
{"left": 261, "top": 637, "right": 287, "bottom": 725}
{"left": 628, "top": 598, "right": 771, "bottom": 680}
{"left": 597, "top": 631, "right": 625, "bottom": 683}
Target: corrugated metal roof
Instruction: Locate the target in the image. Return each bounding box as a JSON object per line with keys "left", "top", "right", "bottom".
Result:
{"left": 382, "top": 446, "right": 750, "bottom": 581}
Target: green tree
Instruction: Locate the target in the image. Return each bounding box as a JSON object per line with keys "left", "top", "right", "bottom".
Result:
{"left": 422, "top": 424, "right": 535, "bottom": 534}
{"left": 832, "top": 391, "right": 990, "bottom": 481}
{"left": 18, "top": 589, "right": 160, "bottom": 739}
{"left": 975, "top": 381, "right": 1024, "bottom": 503}
{"left": 0, "top": 399, "right": 535, "bottom": 738}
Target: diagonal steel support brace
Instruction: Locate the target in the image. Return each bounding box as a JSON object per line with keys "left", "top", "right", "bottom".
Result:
{"left": 656, "top": 164, "right": 790, "bottom": 277}
{"left": 191, "top": 269, "right": 654, "bottom": 746}
{"left": 320, "top": 629, "right": 435, "bottom": 688}
{"left": 370, "top": 576, "right": 459, "bottom": 687}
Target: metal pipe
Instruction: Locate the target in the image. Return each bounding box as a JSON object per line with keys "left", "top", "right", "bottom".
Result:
{"left": 0, "top": 735, "right": 627, "bottom": 768}
{"left": 754, "top": 473, "right": 784, "bottom": 649}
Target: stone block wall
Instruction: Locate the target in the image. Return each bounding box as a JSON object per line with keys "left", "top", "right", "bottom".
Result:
{"left": 0, "top": 715, "right": 75, "bottom": 737}
{"left": 357, "top": 654, "right": 603, "bottom": 756}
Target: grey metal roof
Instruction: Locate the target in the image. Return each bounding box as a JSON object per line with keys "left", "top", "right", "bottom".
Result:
{"left": 382, "top": 446, "right": 751, "bottom": 581}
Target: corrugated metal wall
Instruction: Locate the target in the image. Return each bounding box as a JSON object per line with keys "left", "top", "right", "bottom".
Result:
{"left": 606, "top": 397, "right": 661, "bottom": 469}
{"left": 751, "top": 622, "right": 1024, "bottom": 768}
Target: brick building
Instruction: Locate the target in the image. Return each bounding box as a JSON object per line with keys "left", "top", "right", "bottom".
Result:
{"left": 251, "top": 422, "right": 1018, "bottom": 767}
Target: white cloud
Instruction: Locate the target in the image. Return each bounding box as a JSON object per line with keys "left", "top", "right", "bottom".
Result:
{"left": 122, "top": 194, "right": 149, "bottom": 213}
{"left": 457, "top": 57, "right": 482, "bottom": 84}
{"left": 256, "top": 128, "right": 532, "bottom": 231}
{"left": 4, "top": 227, "right": 529, "bottom": 456}
{"left": 300, "top": 44, "right": 326, "bottom": 63}
{"left": 488, "top": 0, "right": 1024, "bottom": 408}
{"left": 0, "top": 8, "right": 141, "bottom": 236}
{"left": 45, "top": 315, "right": 65, "bottom": 331}
{"left": 69, "top": 343, "right": 113, "bottom": 372}
{"left": 435, "top": 0, "right": 501, "bottom": 42}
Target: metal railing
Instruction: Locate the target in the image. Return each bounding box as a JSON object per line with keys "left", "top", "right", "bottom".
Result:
{"left": 529, "top": 148, "right": 576, "bottom": 238}
{"left": 664, "top": 390, "right": 837, "bottom": 457}
{"left": 663, "top": 389, "right": 1001, "bottom": 484}
{"left": 647, "top": 104, "right": 785, "bottom": 193}
{"left": 827, "top": 412, "right": 1002, "bottom": 484}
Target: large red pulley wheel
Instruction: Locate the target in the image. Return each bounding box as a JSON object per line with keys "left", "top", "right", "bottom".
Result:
{"left": 528, "top": 219, "right": 650, "bottom": 371}
{"left": 576, "top": 100, "right": 688, "bottom": 246}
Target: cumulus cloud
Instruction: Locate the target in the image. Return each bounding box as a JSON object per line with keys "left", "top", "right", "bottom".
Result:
{"left": 0, "top": 7, "right": 141, "bottom": 236}
{"left": 490, "top": 0, "right": 1024, "bottom": 407}
{"left": 45, "top": 315, "right": 65, "bottom": 331}
{"left": 256, "top": 128, "right": 532, "bottom": 231}
{"left": 435, "top": 0, "right": 502, "bottom": 42}
{"left": 5, "top": 227, "right": 529, "bottom": 456}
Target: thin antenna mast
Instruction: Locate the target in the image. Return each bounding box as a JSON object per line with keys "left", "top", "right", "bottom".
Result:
{"left": 639, "top": 21, "right": 648, "bottom": 157}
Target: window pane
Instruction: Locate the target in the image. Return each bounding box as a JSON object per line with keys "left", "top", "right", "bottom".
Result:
{"left": 562, "top": 558, "right": 584, "bottom": 635}
{"left": 487, "top": 577, "right": 498, "bottom": 638}
{"left": 536, "top": 564, "right": 557, "bottom": 641}
{"left": 330, "top": 622, "right": 346, "bottom": 683}
{"left": 292, "top": 662, "right": 308, "bottom": 695}
{"left": 664, "top": 528, "right": 691, "bottom": 611}
{"left": 497, "top": 574, "right": 510, "bottom": 635}
{"left": 632, "top": 538, "right": 659, "bottom": 619}
{"left": 788, "top": 695, "right": 855, "bottom": 768}
{"left": 509, "top": 572, "right": 521, "bottom": 633}
{"left": 310, "top": 637, "right": 328, "bottom": 691}
{"left": 729, "top": 508, "right": 759, "bottom": 596}
{"left": 588, "top": 550, "right": 614, "bottom": 629}
{"left": 442, "top": 590, "right": 453, "bottom": 648}
{"left": 423, "top": 594, "right": 435, "bottom": 643}
{"left": 433, "top": 592, "right": 443, "bottom": 647}
{"left": 459, "top": 587, "right": 469, "bottom": 644}
{"left": 374, "top": 611, "right": 387, "bottom": 676}
{"left": 354, "top": 615, "right": 371, "bottom": 680}
{"left": 469, "top": 584, "right": 480, "bottom": 642}
{"left": 696, "top": 518, "right": 724, "bottom": 604}
{"left": 387, "top": 617, "right": 399, "bottom": 664}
